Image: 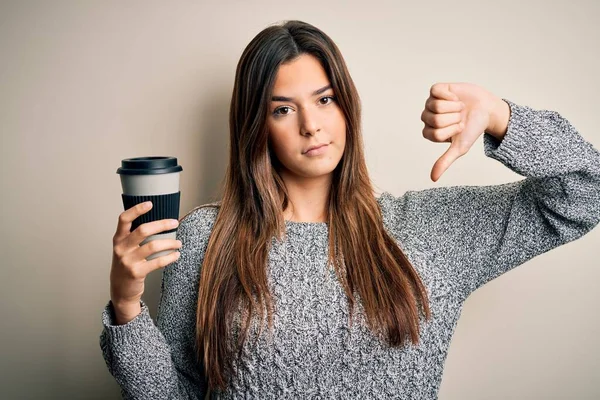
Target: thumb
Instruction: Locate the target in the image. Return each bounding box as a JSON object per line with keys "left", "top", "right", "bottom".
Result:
{"left": 430, "top": 143, "right": 464, "bottom": 182}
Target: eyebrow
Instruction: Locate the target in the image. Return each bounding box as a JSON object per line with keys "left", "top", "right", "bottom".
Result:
{"left": 271, "top": 84, "right": 332, "bottom": 102}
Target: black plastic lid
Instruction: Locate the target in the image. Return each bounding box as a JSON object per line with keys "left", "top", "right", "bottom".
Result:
{"left": 116, "top": 156, "right": 183, "bottom": 175}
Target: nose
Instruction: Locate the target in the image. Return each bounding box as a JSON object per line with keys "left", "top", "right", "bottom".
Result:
{"left": 299, "top": 107, "right": 321, "bottom": 136}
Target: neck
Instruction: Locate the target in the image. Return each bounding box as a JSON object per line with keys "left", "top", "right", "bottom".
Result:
{"left": 280, "top": 171, "right": 332, "bottom": 223}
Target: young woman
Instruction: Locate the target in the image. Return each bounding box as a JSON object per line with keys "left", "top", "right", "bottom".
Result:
{"left": 100, "top": 20, "right": 600, "bottom": 399}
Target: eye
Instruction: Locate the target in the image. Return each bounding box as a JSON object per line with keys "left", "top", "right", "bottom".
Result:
{"left": 273, "top": 106, "right": 292, "bottom": 116}
{"left": 272, "top": 95, "right": 337, "bottom": 117}
{"left": 319, "top": 95, "right": 336, "bottom": 105}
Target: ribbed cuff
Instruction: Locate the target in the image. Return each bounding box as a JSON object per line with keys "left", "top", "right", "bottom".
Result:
{"left": 483, "top": 98, "right": 533, "bottom": 168}
{"left": 101, "top": 299, "right": 156, "bottom": 344}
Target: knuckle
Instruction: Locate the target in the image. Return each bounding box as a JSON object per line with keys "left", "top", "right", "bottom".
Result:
{"left": 147, "top": 240, "right": 160, "bottom": 253}
{"left": 138, "top": 224, "right": 150, "bottom": 238}
{"left": 124, "top": 263, "right": 142, "bottom": 279}
{"left": 128, "top": 268, "right": 142, "bottom": 280}
{"left": 113, "top": 245, "right": 125, "bottom": 258}
{"left": 120, "top": 256, "right": 131, "bottom": 269}
{"left": 432, "top": 130, "right": 445, "bottom": 142}
{"left": 165, "top": 219, "right": 176, "bottom": 229}
{"left": 168, "top": 251, "right": 181, "bottom": 264}
{"left": 422, "top": 111, "right": 432, "bottom": 125}
{"left": 430, "top": 83, "right": 437, "bottom": 95}
{"left": 154, "top": 258, "right": 166, "bottom": 270}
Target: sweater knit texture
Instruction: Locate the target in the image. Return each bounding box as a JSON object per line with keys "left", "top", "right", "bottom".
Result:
{"left": 100, "top": 99, "right": 600, "bottom": 399}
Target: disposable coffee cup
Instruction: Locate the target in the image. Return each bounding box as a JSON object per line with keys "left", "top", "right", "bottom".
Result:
{"left": 116, "top": 156, "right": 182, "bottom": 261}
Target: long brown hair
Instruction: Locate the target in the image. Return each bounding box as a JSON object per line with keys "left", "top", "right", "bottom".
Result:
{"left": 192, "top": 20, "right": 431, "bottom": 393}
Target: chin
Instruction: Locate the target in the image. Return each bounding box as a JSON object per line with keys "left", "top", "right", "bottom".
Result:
{"left": 298, "top": 164, "right": 340, "bottom": 178}
{"left": 278, "top": 154, "right": 343, "bottom": 179}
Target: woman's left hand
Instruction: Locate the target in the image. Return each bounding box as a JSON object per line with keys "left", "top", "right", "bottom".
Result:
{"left": 420, "top": 82, "right": 510, "bottom": 182}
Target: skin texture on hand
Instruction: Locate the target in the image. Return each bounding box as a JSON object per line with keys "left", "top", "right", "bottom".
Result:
{"left": 420, "top": 82, "right": 511, "bottom": 182}
{"left": 485, "top": 97, "right": 511, "bottom": 140}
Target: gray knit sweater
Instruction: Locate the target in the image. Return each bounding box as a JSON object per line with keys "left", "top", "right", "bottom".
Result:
{"left": 100, "top": 99, "right": 600, "bottom": 399}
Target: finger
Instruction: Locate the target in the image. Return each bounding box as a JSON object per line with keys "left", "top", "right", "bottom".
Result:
{"left": 430, "top": 143, "right": 466, "bottom": 182}
{"left": 114, "top": 201, "right": 153, "bottom": 243}
{"left": 139, "top": 250, "right": 182, "bottom": 276}
{"left": 423, "top": 122, "right": 464, "bottom": 143}
{"left": 425, "top": 98, "right": 464, "bottom": 114}
{"left": 126, "top": 218, "right": 180, "bottom": 249}
{"left": 421, "top": 110, "right": 462, "bottom": 128}
{"left": 135, "top": 239, "right": 183, "bottom": 262}
{"left": 430, "top": 83, "right": 459, "bottom": 101}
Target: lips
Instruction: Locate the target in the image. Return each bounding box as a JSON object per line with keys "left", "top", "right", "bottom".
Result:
{"left": 303, "top": 143, "right": 328, "bottom": 154}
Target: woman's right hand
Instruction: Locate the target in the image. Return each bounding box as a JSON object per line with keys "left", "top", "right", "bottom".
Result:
{"left": 110, "top": 201, "right": 183, "bottom": 324}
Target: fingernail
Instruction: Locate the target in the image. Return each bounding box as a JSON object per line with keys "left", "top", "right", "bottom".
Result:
{"left": 170, "top": 219, "right": 179, "bottom": 227}
{"left": 143, "top": 201, "right": 152, "bottom": 209}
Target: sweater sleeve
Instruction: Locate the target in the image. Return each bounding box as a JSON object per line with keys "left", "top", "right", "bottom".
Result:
{"left": 99, "top": 207, "right": 215, "bottom": 400}
{"left": 384, "top": 99, "right": 600, "bottom": 301}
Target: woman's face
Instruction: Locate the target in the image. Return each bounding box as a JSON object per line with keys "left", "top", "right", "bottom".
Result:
{"left": 266, "top": 54, "right": 346, "bottom": 183}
